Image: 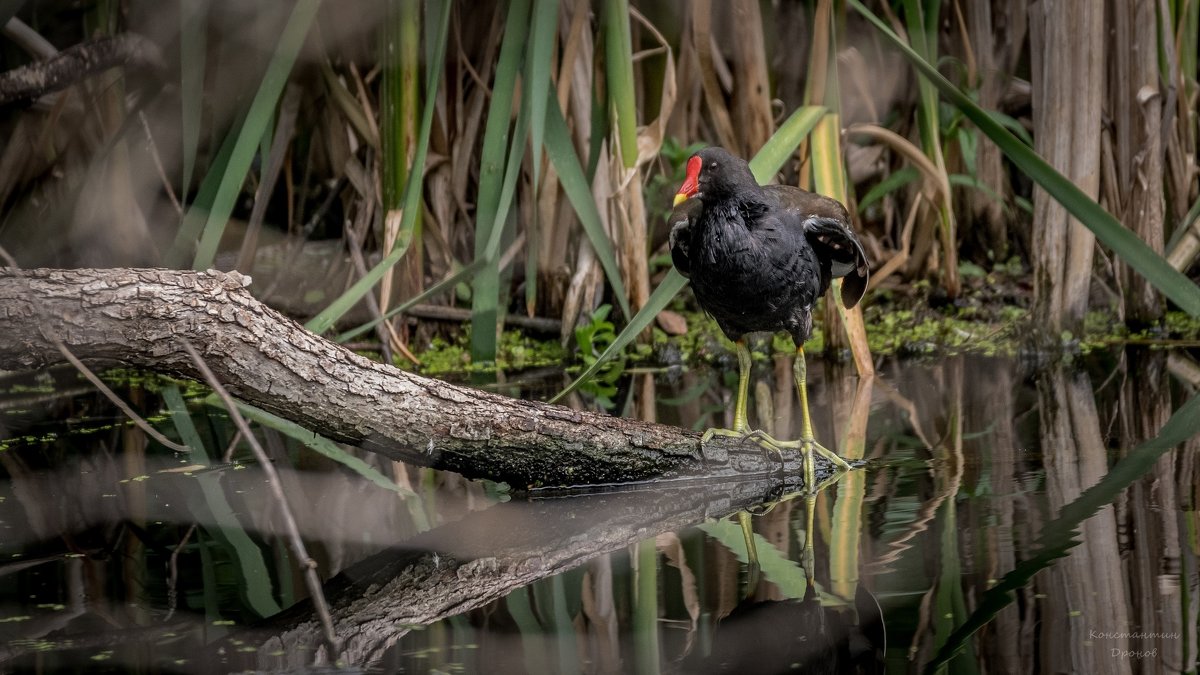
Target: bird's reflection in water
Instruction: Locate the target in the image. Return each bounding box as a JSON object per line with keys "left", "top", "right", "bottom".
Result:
{"left": 695, "top": 581, "right": 886, "bottom": 674}
{"left": 692, "top": 484, "right": 886, "bottom": 675}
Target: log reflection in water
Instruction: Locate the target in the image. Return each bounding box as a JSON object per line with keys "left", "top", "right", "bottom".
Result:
{"left": 241, "top": 477, "right": 806, "bottom": 670}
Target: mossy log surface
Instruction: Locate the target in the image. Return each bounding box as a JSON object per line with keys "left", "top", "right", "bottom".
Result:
{"left": 0, "top": 268, "right": 828, "bottom": 488}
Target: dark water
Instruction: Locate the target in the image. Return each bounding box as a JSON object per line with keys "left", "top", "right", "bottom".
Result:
{"left": 1, "top": 351, "right": 1199, "bottom": 673}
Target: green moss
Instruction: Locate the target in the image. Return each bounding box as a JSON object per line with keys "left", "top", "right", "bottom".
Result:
{"left": 400, "top": 327, "right": 569, "bottom": 377}
{"left": 351, "top": 285, "right": 1200, "bottom": 380}
{"left": 859, "top": 308, "right": 1020, "bottom": 357}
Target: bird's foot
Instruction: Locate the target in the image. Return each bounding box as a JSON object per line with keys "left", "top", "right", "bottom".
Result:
{"left": 701, "top": 426, "right": 740, "bottom": 443}
{"left": 701, "top": 426, "right": 793, "bottom": 465}
{"left": 768, "top": 436, "right": 855, "bottom": 493}
{"left": 700, "top": 429, "right": 858, "bottom": 489}
{"left": 742, "top": 429, "right": 796, "bottom": 464}
{"left": 700, "top": 426, "right": 756, "bottom": 446}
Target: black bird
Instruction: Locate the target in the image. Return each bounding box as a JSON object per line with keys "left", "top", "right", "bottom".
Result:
{"left": 668, "top": 146, "right": 868, "bottom": 486}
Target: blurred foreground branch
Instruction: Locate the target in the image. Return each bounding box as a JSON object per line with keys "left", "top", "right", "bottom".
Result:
{"left": 0, "top": 33, "right": 164, "bottom": 105}
{"left": 0, "top": 267, "right": 825, "bottom": 488}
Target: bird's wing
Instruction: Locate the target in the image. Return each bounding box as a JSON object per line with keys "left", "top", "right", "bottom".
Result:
{"left": 802, "top": 215, "right": 870, "bottom": 309}
{"left": 668, "top": 199, "right": 702, "bottom": 279}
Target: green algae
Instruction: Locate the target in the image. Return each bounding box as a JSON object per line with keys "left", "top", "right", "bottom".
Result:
{"left": 385, "top": 299, "right": 1200, "bottom": 380}
{"left": 394, "top": 327, "right": 570, "bottom": 377}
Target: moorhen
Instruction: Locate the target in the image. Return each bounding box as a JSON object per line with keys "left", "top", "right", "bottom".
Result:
{"left": 669, "top": 146, "right": 868, "bottom": 487}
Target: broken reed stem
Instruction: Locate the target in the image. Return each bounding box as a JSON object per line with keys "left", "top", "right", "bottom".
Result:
{"left": 178, "top": 339, "right": 341, "bottom": 663}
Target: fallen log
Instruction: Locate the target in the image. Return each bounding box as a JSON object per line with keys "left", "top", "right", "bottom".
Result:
{"left": 0, "top": 267, "right": 822, "bottom": 488}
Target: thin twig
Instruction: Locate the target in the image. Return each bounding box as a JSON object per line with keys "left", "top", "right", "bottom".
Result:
{"left": 138, "top": 111, "right": 182, "bottom": 215}
{"left": 55, "top": 340, "right": 192, "bottom": 453}
{"left": 164, "top": 523, "right": 198, "bottom": 622}
{"left": 344, "top": 214, "right": 399, "bottom": 365}
{"left": 178, "top": 339, "right": 340, "bottom": 662}
{"left": 221, "top": 429, "right": 243, "bottom": 463}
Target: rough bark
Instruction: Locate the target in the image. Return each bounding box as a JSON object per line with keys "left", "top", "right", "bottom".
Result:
{"left": 1030, "top": 0, "right": 1104, "bottom": 332}
{"left": 0, "top": 267, "right": 827, "bottom": 488}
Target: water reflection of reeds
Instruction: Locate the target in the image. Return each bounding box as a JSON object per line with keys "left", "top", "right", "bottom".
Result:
{"left": 3, "top": 352, "right": 1200, "bottom": 672}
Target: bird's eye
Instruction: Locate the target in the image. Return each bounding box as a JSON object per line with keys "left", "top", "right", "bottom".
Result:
{"left": 710, "top": 162, "right": 717, "bottom": 169}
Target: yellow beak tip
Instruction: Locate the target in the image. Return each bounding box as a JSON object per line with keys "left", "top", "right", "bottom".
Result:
{"left": 672, "top": 193, "right": 688, "bottom": 207}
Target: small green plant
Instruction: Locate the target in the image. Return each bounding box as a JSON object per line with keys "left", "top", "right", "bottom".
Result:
{"left": 573, "top": 305, "right": 624, "bottom": 407}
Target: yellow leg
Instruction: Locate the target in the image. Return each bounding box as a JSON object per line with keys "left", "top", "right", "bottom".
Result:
{"left": 701, "top": 340, "right": 755, "bottom": 443}
{"left": 701, "top": 343, "right": 856, "bottom": 491}
{"left": 791, "top": 345, "right": 853, "bottom": 490}
{"left": 737, "top": 511, "right": 761, "bottom": 594}
{"left": 732, "top": 340, "right": 752, "bottom": 432}
{"left": 802, "top": 493, "right": 817, "bottom": 583}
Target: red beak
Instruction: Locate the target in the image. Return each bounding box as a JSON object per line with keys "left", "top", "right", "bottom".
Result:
{"left": 674, "top": 155, "right": 702, "bottom": 206}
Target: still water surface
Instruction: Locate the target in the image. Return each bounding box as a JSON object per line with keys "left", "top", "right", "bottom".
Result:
{"left": 1, "top": 351, "right": 1198, "bottom": 673}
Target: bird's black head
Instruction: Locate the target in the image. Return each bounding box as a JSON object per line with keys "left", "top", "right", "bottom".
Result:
{"left": 674, "top": 146, "right": 758, "bottom": 206}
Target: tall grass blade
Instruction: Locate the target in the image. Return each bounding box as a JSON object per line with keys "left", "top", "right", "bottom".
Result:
{"left": 336, "top": 259, "right": 486, "bottom": 343}
{"left": 379, "top": 0, "right": 421, "bottom": 316}
{"left": 901, "top": 0, "right": 958, "bottom": 297}
{"left": 603, "top": 0, "right": 638, "bottom": 168}
{"left": 214, "top": 396, "right": 416, "bottom": 497}
{"left": 525, "top": 0, "right": 559, "bottom": 317}
{"left": 850, "top": 0, "right": 1200, "bottom": 316}
{"left": 470, "top": 0, "right": 532, "bottom": 362}
{"left": 526, "top": 0, "right": 558, "bottom": 187}
{"left": 381, "top": 0, "right": 420, "bottom": 212}
{"left": 545, "top": 93, "right": 631, "bottom": 318}
{"left": 192, "top": 471, "right": 284, "bottom": 617}
{"left": 306, "top": 0, "right": 452, "bottom": 335}
{"left": 179, "top": 2, "right": 208, "bottom": 206}
{"left": 747, "top": 106, "right": 826, "bottom": 180}
{"left": 183, "top": 413, "right": 281, "bottom": 617}
{"left": 812, "top": 112, "right": 874, "bottom": 375}
{"left": 506, "top": 589, "right": 550, "bottom": 674}
{"left": 162, "top": 384, "right": 206, "bottom": 452}
{"left": 810, "top": 113, "right": 848, "bottom": 199}
{"left": 633, "top": 538, "right": 660, "bottom": 675}
{"left": 166, "top": 122, "right": 241, "bottom": 267}
{"left": 190, "top": 0, "right": 321, "bottom": 271}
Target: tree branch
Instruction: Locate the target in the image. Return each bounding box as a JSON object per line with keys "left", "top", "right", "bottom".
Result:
{"left": 0, "top": 267, "right": 825, "bottom": 488}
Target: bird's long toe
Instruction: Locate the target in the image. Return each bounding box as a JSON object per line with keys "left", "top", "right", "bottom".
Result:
{"left": 807, "top": 439, "right": 854, "bottom": 472}
{"left": 700, "top": 425, "right": 760, "bottom": 446}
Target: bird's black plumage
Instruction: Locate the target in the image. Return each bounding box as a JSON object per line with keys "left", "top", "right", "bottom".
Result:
{"left": 669, "top": 147, "right": 868, "bottom": 346}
